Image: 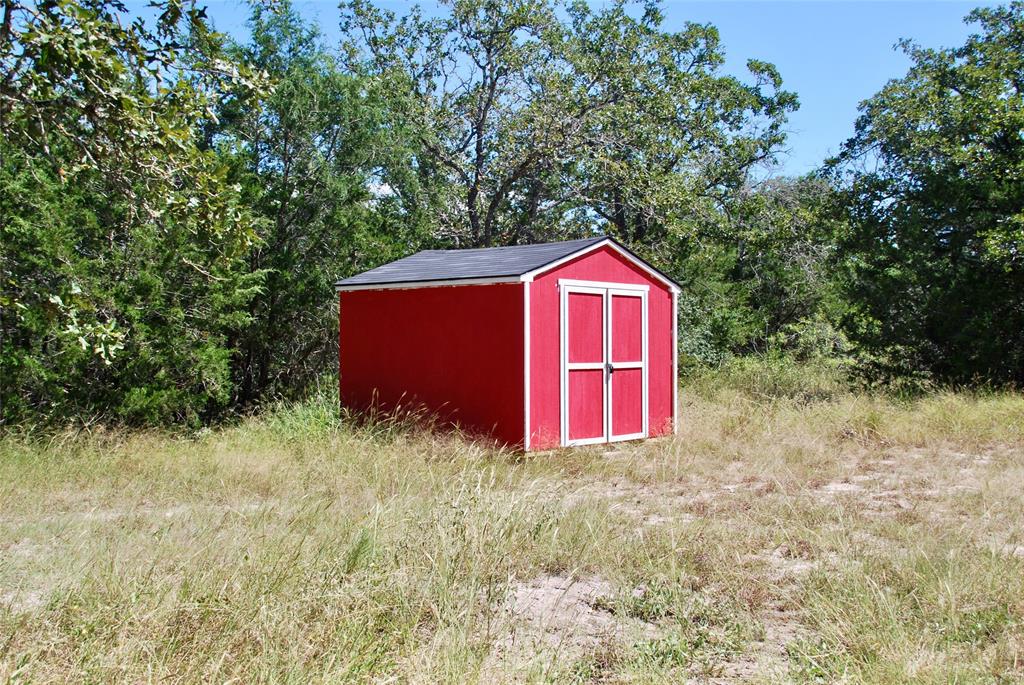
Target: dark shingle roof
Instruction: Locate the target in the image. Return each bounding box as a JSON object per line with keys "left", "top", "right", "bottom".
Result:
{"left": 335, "top": 237, "right": 607, "bottom": 288}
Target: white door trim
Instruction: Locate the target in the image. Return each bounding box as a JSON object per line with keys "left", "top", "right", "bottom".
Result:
{"left": 559, "top": 279, "right": 649, "bottom": 447}
{"left": 557, "top": 278, "right": 649, "bottom": 293}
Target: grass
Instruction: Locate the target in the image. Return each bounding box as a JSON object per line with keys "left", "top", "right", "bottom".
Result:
{"left": 1, "top": 369, "right": 1022, "bottom": 683}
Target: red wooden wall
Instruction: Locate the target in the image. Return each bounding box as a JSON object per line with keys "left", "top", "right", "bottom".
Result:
{"left": 339, "top": 283, "right": 525, "bottom": 446}
{"left": 528, "top": 246, "right": 674, "bottom": 450}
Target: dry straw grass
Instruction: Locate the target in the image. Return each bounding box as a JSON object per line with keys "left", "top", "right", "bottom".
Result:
{"left": 1, "top": 369, "right": 1022, "bottom": 683}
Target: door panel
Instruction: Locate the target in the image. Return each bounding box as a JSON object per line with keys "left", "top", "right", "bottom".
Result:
{"left": 609, "top": 292, "right": 645, "bottom": 440}
{"left": 611, "top": 295, "right": 643, "bottom": 362}
{"left": 566, "top": 290, "right": 606, "bottom": 442}
{"left": 611, "top": 368, "right": 643, "bottom": 436}
{"left": 568, "top": 292, "right": 604, "bottom": 363}
{"left": 568, "top": 370, "right": 605, "bottom": 440}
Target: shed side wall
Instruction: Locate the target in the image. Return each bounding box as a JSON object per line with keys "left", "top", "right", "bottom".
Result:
{"left": 529, "top": 246, "right": 674, "bottom": 450}
{"left": 339, "top": 283, "right": 524, "bottom": 447}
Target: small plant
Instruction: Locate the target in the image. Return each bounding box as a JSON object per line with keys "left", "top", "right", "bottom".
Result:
{"left": 786, "top": 637, "right": 839, "bottom": 683}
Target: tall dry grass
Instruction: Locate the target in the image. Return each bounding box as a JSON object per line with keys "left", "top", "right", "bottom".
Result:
{"left": 1, "top": 365, "right": 1022, "bottom": 683}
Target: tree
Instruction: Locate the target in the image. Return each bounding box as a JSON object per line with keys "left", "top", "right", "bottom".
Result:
{"left": 832, "top": 2, "right": 1024, "bottom": 384}
{"left": 0, "top": 0, "right": 264, "bottom": 223}
{"left": 565, "top": 3, "right": 796, "bottom": 253}
{"left": 1, "top": 0, "right": 265, "bottom": 425}
{"left": 671, "top": 175, "right": 847, "bottom": 369}
{"left": 215, "top": 1, "right": 426, "bottom": 405}
{"left": 340, "top": 0, "right": 797, "bottom": 250}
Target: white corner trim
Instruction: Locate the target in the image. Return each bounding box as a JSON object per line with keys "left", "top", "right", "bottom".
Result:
{"left": 523, "top": 280, "right": 531, "bottom": 451}
{"left": 672, "top": 289, "right": 679, "bottom": 435}
{"left": 559, "top": 285, "right": 567, "bottom": 446}
{"left": 335, "top": 276, "right": 521, "bottom": 292}
{"left": 522, "top": 239, "right": 680, "bottom": 293}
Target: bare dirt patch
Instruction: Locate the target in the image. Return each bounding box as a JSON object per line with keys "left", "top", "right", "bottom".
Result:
{"left": 715, "top": 608, "right": 804, "bottom": 683}
{"left": 565, "top": 480, "right": 705, "bottom": 528}
{"left": 483, "top": 574, "right": 657, "bottom": 678}
{"left": 0, "top": 588, "right": 47, "bottom": 614}
{"left": 818, "top": 480, "right": 863, "bottom": 495}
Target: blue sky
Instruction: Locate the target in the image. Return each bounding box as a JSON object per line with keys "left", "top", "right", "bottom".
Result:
{"left": 189, "top": 0, "right": 996, "bottom": 176}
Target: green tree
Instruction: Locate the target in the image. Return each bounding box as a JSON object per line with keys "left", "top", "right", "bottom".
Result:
{"left": 832, "top": 2, "right": 1024, "bottom": 384}
{"left": 216, "top": 1, "right": 426, "bottom": 405}
{"left": 0, "top": 0, "right": 264, "bottom": 223}
{"left": 1, "top": 0, "right": 265, "bottom": 425}
{"left": 340, "top": 0, "right": 797, "bottom": 250}
{"left": 565, "top": 3, "right": 797, "bottom": 251}
{"left": 673, "top": 176, "right": 847, "bottom": 369}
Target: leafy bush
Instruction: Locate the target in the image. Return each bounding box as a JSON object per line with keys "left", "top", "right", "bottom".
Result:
{"left": 686, "top": 353, "right": 851, "bottom": 404}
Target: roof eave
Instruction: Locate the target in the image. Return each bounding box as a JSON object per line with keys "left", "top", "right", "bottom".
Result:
{"left": 334, "top": 274, "right": 523, "bottom": 292}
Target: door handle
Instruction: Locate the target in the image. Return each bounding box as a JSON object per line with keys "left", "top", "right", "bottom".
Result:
{"left": 607, "top": 363, "right": 614, "bottom": 374}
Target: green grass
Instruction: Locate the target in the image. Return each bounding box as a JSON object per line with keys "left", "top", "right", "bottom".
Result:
{"left": 1, "top": 377, "right": 1022, "bottom": 683}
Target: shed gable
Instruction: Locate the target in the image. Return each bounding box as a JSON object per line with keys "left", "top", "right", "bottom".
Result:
{"left": 527, "top": 245, "right": 675, "bottom": 450}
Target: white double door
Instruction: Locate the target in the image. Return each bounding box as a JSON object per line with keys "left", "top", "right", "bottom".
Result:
{"left": 559, "top": 280, "right": 648, "bottom": 446}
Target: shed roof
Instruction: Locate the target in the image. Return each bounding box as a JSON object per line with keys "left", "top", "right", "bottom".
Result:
{"left": 334, "top": 236, "right": 680, "bottom": 292}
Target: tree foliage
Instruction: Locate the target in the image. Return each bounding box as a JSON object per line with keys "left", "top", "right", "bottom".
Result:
{"left": 341, "top": 0, "right": 797, "bottom": 250}
{"left": 832, "top": 1, "right": 1024, "bottom": 384}
{"left": 216, "top": 1, "right": 430, "bottom": 405}
{"left": 1, "top": 0, "right": 264, "bottom": 221}
{"left": 1, "top": 0, "right": 265, "bottom": 425}
{"left": 3, "top": 0, "right": 1023, "bottom": 428}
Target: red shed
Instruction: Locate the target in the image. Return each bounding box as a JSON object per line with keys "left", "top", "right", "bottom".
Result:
{"left": 335, "top": 237, "right": 680, "bottom": 450}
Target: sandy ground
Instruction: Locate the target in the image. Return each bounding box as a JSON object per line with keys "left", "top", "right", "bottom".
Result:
{"left": 477, "top": 440, "right": 1022, "bottom": 681}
